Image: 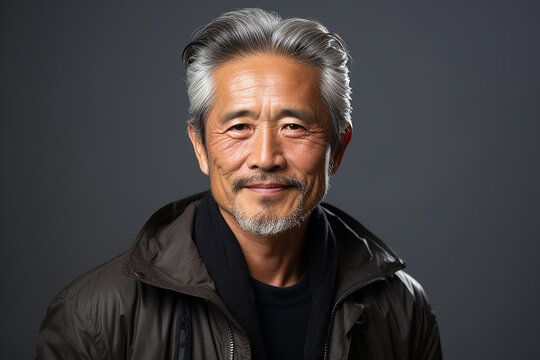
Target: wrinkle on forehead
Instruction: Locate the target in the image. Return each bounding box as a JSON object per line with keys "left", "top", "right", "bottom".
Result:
{"left": 210, "top": 53, "right": 328, "bottom": 126}
{"left": 216, "top": 55, "right": 319, "bottom": 90}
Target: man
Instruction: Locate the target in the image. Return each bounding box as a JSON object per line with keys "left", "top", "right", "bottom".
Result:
{"left": 36, "top": 8, "right": 442, "bottom": 360}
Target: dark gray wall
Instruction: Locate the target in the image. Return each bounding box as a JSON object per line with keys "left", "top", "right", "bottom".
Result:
{"left": 2, "top": 1, "right": 539, "bottom": 358}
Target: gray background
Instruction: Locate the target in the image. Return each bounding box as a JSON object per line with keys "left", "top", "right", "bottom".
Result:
{"left": 1, "top": 0, "right": 539, "bottom": 359}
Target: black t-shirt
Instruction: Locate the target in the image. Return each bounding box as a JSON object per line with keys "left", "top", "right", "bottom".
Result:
{"left": 251, "top": 274, "right": 312, "bottom": 360}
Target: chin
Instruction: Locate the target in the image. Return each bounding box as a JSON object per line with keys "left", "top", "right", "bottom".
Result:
{"left": 232, "top": 208, "right": 308, "bottom": 236}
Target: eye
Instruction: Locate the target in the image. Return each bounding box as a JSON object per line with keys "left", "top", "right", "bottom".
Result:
{"left": 284, "top": 123, "right": 303, "bottom": 130}
{"left": 226, "top": 123, "right": 251, "bottom": 138}
{"left": 229, "top": 124, "right": 247, "bottom": 131}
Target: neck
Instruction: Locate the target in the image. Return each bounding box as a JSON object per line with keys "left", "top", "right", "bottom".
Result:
{"left": 220, "top": 209, "right": 309, "bottom": 287}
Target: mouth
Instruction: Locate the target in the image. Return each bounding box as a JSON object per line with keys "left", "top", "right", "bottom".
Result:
{"left": 243, "top": 183, "right": 293, "bottom": 194}
{"left": 232, "top": 174, "right": 306, "bottom": 195}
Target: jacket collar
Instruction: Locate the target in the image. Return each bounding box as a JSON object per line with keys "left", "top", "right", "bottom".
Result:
{"left": 322, "top": 203, "right": 406, "bottom": 301}
{"left": 121, "top": 192, "right": 220, "bottom": 303}
{"left": 121, "top": 192, "right": 405, "bottom": 306}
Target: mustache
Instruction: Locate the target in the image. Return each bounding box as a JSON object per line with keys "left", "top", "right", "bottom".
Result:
{"left": 232, "top": 173, "right": 306, "bottom": 193}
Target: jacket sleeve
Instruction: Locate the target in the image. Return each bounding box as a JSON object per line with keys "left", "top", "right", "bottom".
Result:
{"left": 398, "top": 272, "right": 443, "bottom": 360}
{"left": 414, "top": 297, "right": 442, "bottom": 360}
{"left": 36, "top": 296, "right": 104, "bottom": 360}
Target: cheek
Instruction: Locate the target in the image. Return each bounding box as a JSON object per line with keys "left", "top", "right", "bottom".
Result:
{"left": 207, "top": 137, "right": 248, "bottom": 173}
{"left": 286, "top": 142, "right": 331, "bottom": 183}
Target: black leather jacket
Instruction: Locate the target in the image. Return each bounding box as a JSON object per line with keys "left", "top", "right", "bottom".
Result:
{"left": 36, "top": 193, "right": 442, "bottom": 359}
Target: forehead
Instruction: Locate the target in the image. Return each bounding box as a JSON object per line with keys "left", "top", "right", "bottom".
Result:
{"left": 211, "top": 53, "right": 324, "bottom": 110}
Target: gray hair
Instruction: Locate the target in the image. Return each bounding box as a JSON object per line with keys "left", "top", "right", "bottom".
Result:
{"left": 182, "top": 8, "right": 352, "bottom": 146}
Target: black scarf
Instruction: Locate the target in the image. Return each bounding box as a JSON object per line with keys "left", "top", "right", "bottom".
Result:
{"left": 193, "top": 192, "right": 337, "bottom": 359}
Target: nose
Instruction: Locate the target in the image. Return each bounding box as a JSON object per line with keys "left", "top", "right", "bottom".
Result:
{"left": 246, "top": 126, "right": 286, "bottom": 171}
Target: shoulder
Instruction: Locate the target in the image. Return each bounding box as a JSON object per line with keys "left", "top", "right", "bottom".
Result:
{"left": 41, "top": 253, "right": 146, "bottom": 348}
{"left": 350, "top": 271, "right": 442, "bottom": 358}
{"left": 358, "top": 270, "right": 434, "bottom": 320}
{"left": 389, "top": 270, "right": 432, "bottom": 306}
{"left": 49, "top": 253, "right": 137, "bottom": 313}
{"left": 357, "top": 271, "right": 440, "bottom": 351}
{"left": 37, "top": 253, "right": 141, "bottom": 358}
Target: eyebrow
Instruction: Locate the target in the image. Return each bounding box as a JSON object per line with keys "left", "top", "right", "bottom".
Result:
{"left": 278, "top": 109, "right": 310, "bottom": 122}
{"left": 219, "top": 108, "right": 313, "bottom": 124}
{"left": 219, "top": 110, "right": 257, "bottom": 124}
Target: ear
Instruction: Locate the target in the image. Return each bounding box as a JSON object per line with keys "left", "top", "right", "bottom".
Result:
{"left": 188, "top": 125, "right": 209, "bottom": 175}
{"left": 330, "top": 124, "right": 352, "bottom": 175}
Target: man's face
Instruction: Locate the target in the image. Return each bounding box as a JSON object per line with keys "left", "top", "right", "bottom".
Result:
{"left": 189, "top": 53, "right": 347, "bottom": 235}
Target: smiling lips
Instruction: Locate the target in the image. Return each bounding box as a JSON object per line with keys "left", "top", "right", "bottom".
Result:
{"left": 244, "top": 183, "right": 292, "bottom": 194}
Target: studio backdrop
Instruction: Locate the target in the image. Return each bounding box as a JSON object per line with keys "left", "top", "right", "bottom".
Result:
{"left": 1, "top": 1, "right": 539, "bottom": 359}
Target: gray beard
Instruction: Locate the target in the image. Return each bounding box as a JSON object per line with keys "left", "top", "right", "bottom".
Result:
{"left": 232, "top": 201, "right": 308, "bottom": 236}
{"left": 231, "top": 174, "right": 330, "bottom": 236}
{"left": 214, "top": 169, "right": 331, "bottom": 236}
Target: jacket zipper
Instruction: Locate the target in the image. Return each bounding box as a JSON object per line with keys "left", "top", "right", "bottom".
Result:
{"left": 225, "top": 318, "right": 235, "bottom": 360}
{"left": 322, "top": 276, "right": 388, "bottom": 360}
